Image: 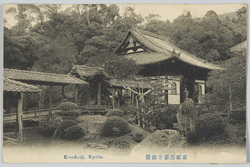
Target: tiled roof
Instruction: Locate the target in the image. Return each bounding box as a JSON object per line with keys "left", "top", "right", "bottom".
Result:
{"left": 70, "top": 65, "right": 110, "bottom": 80}
{"left": 4, "top": 78, "right": 41, "bottom": 92}
{"left": 4, "top": 68, "right": 88, "bottom": 85}
{"left": 115, "top": 28, "right": 222, "bottom": 70}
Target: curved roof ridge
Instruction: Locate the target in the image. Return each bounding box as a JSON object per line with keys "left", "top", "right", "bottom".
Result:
{"left": 131, "top": 28, "right": 166, "bottom": 53}
{"left": 132, "top": 28, "right": 223, "bottom": 70}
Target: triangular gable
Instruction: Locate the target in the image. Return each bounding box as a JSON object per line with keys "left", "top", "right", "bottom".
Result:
{"left": 114, "top": 28, "right": 223, "bottom": 70}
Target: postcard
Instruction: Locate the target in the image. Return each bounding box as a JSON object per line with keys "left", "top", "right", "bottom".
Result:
{"left": 2, "top": 3, "right": 247, "bottom": 163}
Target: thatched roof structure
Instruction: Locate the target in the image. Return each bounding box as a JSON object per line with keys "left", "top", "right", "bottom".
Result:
{"left": 70, "top": 65, "right": 110, "bottom": 80}
{"left": 3, "top": 78, "right": 41, "bottom": 92}
{"left": 4, "top": 68, "right": 88, "bottom": 86}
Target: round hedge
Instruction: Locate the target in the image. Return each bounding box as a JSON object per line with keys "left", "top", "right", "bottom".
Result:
{"left": 64, "top": 125, "right": 85, "bottom": 140}
{"left": 100, "top": 116, "right": 131, "bottom": 137}
{"left": 39, "top": 122, "right": 57, "bottom": 137}
{"left": 195, "top": 113, "right": 225, "bottom": 140}
{"left": 57, "top": 102, "right": 78, "bottom": 111}
{"left": 106, "top": 109, "right": 124, "bottom": 117}
{"left": 54, "top": 120, "right": 77, "bottom": 139}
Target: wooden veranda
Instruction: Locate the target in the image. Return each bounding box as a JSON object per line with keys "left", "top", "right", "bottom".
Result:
{"left": 3, "top": 78, "right": 41, "bottom": 142}
{"left": 3, "top": 69, "right": 88, "bottom": 142}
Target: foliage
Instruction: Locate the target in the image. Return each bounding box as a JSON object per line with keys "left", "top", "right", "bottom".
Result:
{"left": 87, "top": 52, "right": 142, "bottom": 78}
{"left": 100, "top": 116, "right": 131, "bottom": 137}
{"left": 56, "top": 110, "right": 80, "bottom": 117}
{"left": 54, "top": 120, "right": 77, "bottom": 139}
{"left": 106, "top": 109, "right": 124, "bottom": 117}
{"left": 64, "top": 125, "right": 85, "bottom": 140}
{"left": 5, "top": 5, "right": 246, "bottom": 73}
{"left": 57, "top": 102, "right": 78, "bottom": 111}
{"left": 145, "top": 104, "right": 178, "bottom": 130}
{"left": 206, "top": 54, "right": 246, "bottom": 111}
{"left": 39, "top": 122, "right": 57, "bottom": 137}
{"left": 195, "top": 113, "right": 225, "bottom": 141}
{"left": 113, "top": 138, "right": 131, "bottom": 150}
{"left": 132, "top": 132, "right": 144, "bottom": 142}
{"left": 229, "top": 109, "right": 246, "bottom": 125}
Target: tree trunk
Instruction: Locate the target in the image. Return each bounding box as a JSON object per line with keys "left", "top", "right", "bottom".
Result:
{"left": 135, "top": 96, "right": 141, "bottom": 127}
{"left": 48, "top": 85, "right": 52, "bottom": 122}
{"left": 229, "top": 84, "right": 233, "bottom": 111}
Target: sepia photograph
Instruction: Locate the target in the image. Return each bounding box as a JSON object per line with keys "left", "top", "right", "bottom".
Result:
{"left": 1, "top": 2, "right": 248, "bottom": 164}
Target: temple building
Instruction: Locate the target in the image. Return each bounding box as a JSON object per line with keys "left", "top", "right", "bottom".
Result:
{"left": 114, "top": 28, "right": 222, "bottom": 104}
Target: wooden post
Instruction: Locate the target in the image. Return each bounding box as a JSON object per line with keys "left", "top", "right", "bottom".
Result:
{"left": 61, "top": 85, "right": 65, "bottom": 103}
{"left": 131, "top": 92, "right": 134, "bottom": 105}
{"left": 117, "top": 89, "right": 121, "bottom": 107}
{"left": 229, "top": 83, "right": 233, "bottom": 111}
{"left": 111, "top": 89, "right": 115, "bottom": 109}
{"left": 97, "top": 82, "right": 101, "bottom": 106}
{"left": 17, "top": 92, "right": 24, "bottom": 142}
{"left": 38, "top": 92, "right": 42, "bottom": 128}
{"left": 15, "top": 107, "right": 18, "bottom": 139}
{"left": 75, "top": 85, "right": 79, "bottom": 105}
{"left": 49, "top": 85, "right": 52, "bottom": 121}
{"left": 86, "top": 85, "right": 91, "bottom": 105}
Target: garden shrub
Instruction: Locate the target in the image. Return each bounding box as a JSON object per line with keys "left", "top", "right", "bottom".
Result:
{"left": 64, "top": 125, "right": 85, "bottom": 140}
{"left": 100, "top": 116, "right": 131, "bottom": 137}
{"left": 132, "top": 132, "right": 144, "bottom": 142}
{"left": 113, "top": 138, "right": 131, "bottom": 150}
{"left": 54, "top": 120, "right": 77, "bottom": 139}
{"left": 120, "top": 105, "right": 138, "bottom": 116}
{"left": 57, "top": 102, "right": 78, "bottom": 111}
{"left": 56, "top": 110, "right": 80, "bottom": 117}
{"left": 106, "top": 109, "right": 124, "bottom": 117}
{"left": 39, "top": 122, "right": 57, "bottom": 137}
{"left": 195, "top": 113, "right": 225, "bottom": 140}
{"left": 186, "top": 131, "right": 200, "bottom": 143}
{"left": 229, "top": 109, "right": 246, "bottom": 125}
{"left": 145, "top": 104, "right": 178, "bottom": 130}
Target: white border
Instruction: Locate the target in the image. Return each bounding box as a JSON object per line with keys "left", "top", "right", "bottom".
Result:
{"left": 0, "top": 0, "right": 249, "bottom": 166}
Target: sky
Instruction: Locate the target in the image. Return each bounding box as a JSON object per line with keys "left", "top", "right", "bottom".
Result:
{"left": 3, "top": 4, "right": 246, "bottom": 27}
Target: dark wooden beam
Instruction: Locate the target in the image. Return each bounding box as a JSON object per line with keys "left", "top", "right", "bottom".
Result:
{"left": 75, "top": 85, "right": 79, "bottom": 105}
{"left": 131, "top": 92, "right": 135, "bottom": 105}
{"left": 86, "top": 85, "right": 91, "bottom": 105}
{"left": 97, "top": 82, "right": 101, "bottom": 106}
{"left": 117, "top": 89, "right": 121, "bottom": 107}
{"left": 48, "top": 85, "right": 52, "bottom": 121}
{"left": 17, "top": 92, "right": 24, "bottom": 142}
{"left": 38, "top": 92, "right": 42, "bottom": 128}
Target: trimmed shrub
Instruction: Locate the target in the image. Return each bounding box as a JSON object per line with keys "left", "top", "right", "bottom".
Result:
{"left": 39, "top": 122, "right": 57, "bottom": 137}
{"left": 113, "top": 138, "right": 131, "bottom": 150}
{"left": 100, "top": 116, "right": 131, "bottom": 137}
{"left": 186, "top": 131, "right": 200, "bottom": 143}
{"left": 57, "top": 102, "right": 78, "bottom": 111}
{"left": 57, "top": 110, "right": 80, "bottom": 117}
{"left": 54, "top": 120, "right": 77, "bottom": 139}
{"left": 229, "top": 109, "right": 246, "bottom": 125}
{"left": 195, "top": 113, "right": 225, "bottom": 140}
{"left": 106, "top": 109, "right": 124, "bottom": 117}
{"left": 64, "top": 125, "right": 85, "bottom": 140}
{"left": 132, "top": 132, "right": 144, "bottom": 142}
